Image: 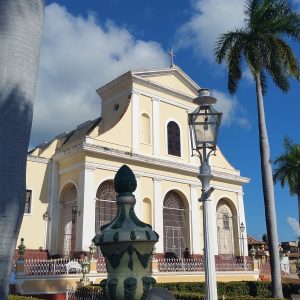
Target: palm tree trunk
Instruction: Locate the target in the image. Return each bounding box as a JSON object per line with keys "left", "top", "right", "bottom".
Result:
{"left": 298, "top": 191, "right": 300, "bottom": 230}
{"left": 0, "top": 1, "right": 44, "bottom": 298}
{"left": 255, "top": 73, "right": 283, "bottom": 298}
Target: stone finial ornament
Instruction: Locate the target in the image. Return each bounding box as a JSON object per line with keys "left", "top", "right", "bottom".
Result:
{"left": 93, "top": 165, "right": 159, "bottom": 300}
{"left": 18, "top": 238, "right": 26, "bottom": 260}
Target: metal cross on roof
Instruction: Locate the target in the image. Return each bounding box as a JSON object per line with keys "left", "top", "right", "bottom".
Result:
{"left": 168, "top": 49, "right": 176, "bottom": 68}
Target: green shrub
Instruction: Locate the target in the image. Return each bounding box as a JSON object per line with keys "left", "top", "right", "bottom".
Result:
{"left": 157, "top": 281, "right": 297, "bottom": 298}
{"left": 8, "top": 296, "right": 42, "bottom": 300}
{"left": 173, "top": 291, "right": 284, "bottom": 300}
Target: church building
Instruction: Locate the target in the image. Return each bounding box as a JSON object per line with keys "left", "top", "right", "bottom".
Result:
{"left": 21, "top": 66, "right": 249, "bottom": 260}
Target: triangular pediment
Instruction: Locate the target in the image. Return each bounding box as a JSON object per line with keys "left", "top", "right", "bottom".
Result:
{"left": 132, "top": 66, "right": 200, "bottom": 98}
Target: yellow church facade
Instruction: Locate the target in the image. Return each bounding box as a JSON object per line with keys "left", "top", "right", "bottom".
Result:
{"left": 21, "top": 66, "right": 250, "bottom": 262}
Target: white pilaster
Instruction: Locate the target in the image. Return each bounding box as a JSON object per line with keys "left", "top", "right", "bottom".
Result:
{"left": 187, "top": 109, "right": 193, "bottom": 163}
{"left": 153, "top": 178, "right": 164, "bottom": 253}
{"left": 190, "top": 184, "right": 201, "bottom": 254}
{"left": 133, "top": 175, "right": 141, "bottom": 219}
{"left": 77, "top": 164, "right": 96, "bottom": 252}
{"left": 131, "top": 90, "right": 140, "bottom": 153}
{"left": 237, "top": 192, "right": 248, "bottom": 256}
{"left": 48, "top": 160, "right": 59, "bottom": 255}
{"left": 152, "top": 98, "right": 160, "bottom": 157}
{"left": 210, "top": 193, "right": 219, "bottom": 255}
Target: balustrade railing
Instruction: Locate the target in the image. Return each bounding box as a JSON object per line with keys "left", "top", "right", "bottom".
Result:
{"left": 158, "top": 258, "right": 204, "bottom": 272}
{"left": 96, "top": 257, "right": 106, "bottom": 273}
{"left": 158, "top": 256, "right": 254, "bottom": 272}
{"left": 21, "top": 256, "right": 255, "bottom": 276}
{"left": 24, "top": 258, "right": 83, "bottom": 276}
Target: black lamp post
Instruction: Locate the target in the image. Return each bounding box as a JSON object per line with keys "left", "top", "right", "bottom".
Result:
{"left": 188, "top": 88, "right": 222, "bottom": 300}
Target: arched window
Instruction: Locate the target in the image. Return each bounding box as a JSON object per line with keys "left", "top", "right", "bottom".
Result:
{"left": 167, "top": 121, "right": 181, "bottom": 157}
{"left": 59, "top": 184, "right": 78, "bottom": 258}
{"left": 140, "top": 113, "right": 151, "bottom": 144}
{"left": 163, "top": 191, "right": 189, "bottom": 257}
{"left": 216, "top": 201, "right": 235, "bottom": 255}
{"left": 142, "top": 198, "right": 152, "bottom": 225}
{"left": 95, "top": 180, "right": 117, "bottom": 234}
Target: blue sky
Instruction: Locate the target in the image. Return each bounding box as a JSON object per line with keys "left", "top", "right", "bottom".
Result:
{"left": 35, "top": 0, "right": 300, "bottom": 242}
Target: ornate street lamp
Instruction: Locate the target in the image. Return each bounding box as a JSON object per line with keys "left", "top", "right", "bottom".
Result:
{"left": 188, "top": 88, "right": 222, "bottom": 300}
{"left": 240, "top": 222, "right": 246, "bottom": 270}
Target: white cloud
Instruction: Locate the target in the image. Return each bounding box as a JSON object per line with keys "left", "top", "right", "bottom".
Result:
{"left": 212, "top": 90, "right": 250, "bottom": 128}
{"left": 175, "top": 0, "right": 244, "bottom": 62}
{"left": 287, "top": 217, "right": 300, "bottom": 238}
{"left": 31, "top": 4, "right": 168, "bottom": 145}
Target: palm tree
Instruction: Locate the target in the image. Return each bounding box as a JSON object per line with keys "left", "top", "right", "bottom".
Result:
{"left": 0, "top": 1, "right": 44, "bottom": 298}
{"left": 215, "top": 0, "right": 300, "bottom": 298}
{"left": 274, "top": 136, "right": 300, "bottom": 226}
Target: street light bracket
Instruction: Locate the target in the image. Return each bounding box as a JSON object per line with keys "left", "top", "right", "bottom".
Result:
{"left": 199, "top": 187, "right": 215, "bottom": 202}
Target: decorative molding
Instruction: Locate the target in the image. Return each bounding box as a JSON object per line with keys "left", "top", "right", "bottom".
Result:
{"left": 101, "top": 88, "right": 133, "bottom": 106}
{"left": 152, "top": 97, "right": 160, "bottom": 157}
{"left": 132, "top": 67, "right": 200, "bottom": 94}
{"left": 133, "top": 75, "right": 195, "bottom": 103}
{"left": 133, "top": 87, "right": 195, "bottom": 111}
{"left": 27, "top": 155, "right": 49, "bottom": 164}
{"left": 59, "top": 162, "right": 83, "bottom": 175}
{"left": 82, "top": 142, "right": 249, "bottom": 185}
{"left": 131, "top": 91, "right": 140, "bottom": 153}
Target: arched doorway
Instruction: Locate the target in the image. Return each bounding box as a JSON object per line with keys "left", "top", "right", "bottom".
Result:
{"left": 163, "top": 190, "right": 189, "bottom": 257}
{"left": 59, "top": 184, "right": 78, "bottom": 258}
{"left": 95, "top": 180, "right": 117, "bottom": 234}
{"left": 216, "top": 199, "right": 238, "bottom": 255}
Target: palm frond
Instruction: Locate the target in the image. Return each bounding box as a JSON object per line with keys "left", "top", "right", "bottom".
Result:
{"left": 227, "top": 41, "right": 244, "bottom": 94}
{"left": 244, "top": 0, "right": 263, "bottom": 29}
{"left": 273, "top": 136, "right": 300, "bottom": 195}
{"left": 267, "top": 58, "right": 290, "bottom": 92}
{"left": 215, "top": 30, "right": 247, "bottom": 64}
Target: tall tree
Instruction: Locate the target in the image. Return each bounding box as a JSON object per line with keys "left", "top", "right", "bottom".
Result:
{"left": 215, "top": 0, "right": 300, "bottom": 298}
{"left": 274, "top": 136, "right": 300, "bottom": 226}
{"left": 0, "top": 1, "right": 44, "bottom": 298}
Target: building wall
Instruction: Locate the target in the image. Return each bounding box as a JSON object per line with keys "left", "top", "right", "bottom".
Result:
{"left": 22, "top": 68, "right": 248, "bottom": 258}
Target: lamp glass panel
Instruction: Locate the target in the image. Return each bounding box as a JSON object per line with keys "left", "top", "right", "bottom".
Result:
{"left": 193, "top": 113, "right": 218, "bottom": 145}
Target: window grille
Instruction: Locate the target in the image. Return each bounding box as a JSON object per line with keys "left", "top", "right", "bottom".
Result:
{"left": 217, "top": 202, "right": 235, "bottom": 255}
{"left": 167, "top": 121, "right": 181, "bottom": 157}
{"left": 223, "top": 213, "right": 230, "bottom": 230}
{"left": 25, "top": 190, "right": 32, "bottom": 214}
{"left": 60, "top": 185, "right": 78, "bottom": 258}
{"left": 163, "top": 191, "right": 188, "bottom": 257}
{"left": 95, "top": 181, "right": 117, "bottom": 234}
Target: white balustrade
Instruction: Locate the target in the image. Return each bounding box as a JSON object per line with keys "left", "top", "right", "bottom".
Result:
{"left": 158, "top": 257, "right": 254, "bottom": 272}
{"left": 24, "top": 258, "right": 83, "bottom": 275}
{"left": 96, "top": 256, "right": 107, "bottom": 273}
{"left": 22, "top": 256, "right": 254, "bottom": 276}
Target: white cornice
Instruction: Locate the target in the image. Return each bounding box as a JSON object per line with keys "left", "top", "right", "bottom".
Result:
{"left": 82, "top": 142, "right": 249, "bottom": 185}
{"left": 133, "top": 87, "right": 194, "bottom": 111}
{"left": 81, "top": 161, "right": 244, "bottom": 194}
{"left": 96, "top": 71, "right": 131, "bottom": 96}
{"left": 132, "top": 75, "right": 195, "bottom": 102}
{"left": 132, "top": 66, "right": 200, "bottom": 93}
{"left": 27, "top": 155, "right": 49, "bottom": 164}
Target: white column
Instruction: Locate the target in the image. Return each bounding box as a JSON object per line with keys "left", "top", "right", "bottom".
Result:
{"left": 210, "top": 193, "right": 219, "bottom": 255}
{"left": 153, "top": 178, "right": 164, "bottom": 253}
{"left": 187, "top": 109, "right": 193, "bottom": 163}
{"left": 237, "top": 192, "right": 248, "bottom": 256}
{"left": 133, "top": 175, "right": 141, "bottom": 219}
{"left": 77, "top": 164, "right": 96, "bottom": 252}
{"left": 48, "top": 159, "right": 59, "bottom": 255}
{"left": 152, "top": 97, "right": 160, "bottom": 157}
{"left": 190, "top": 184, "right": 201, "bottom": 254}
{"left": 131, "top": 90, "right": 140, "bottom": 154}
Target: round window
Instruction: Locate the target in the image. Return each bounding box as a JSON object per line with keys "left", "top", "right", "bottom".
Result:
{"left": 113, "top": 103, "right": 120, "bottom": 111}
